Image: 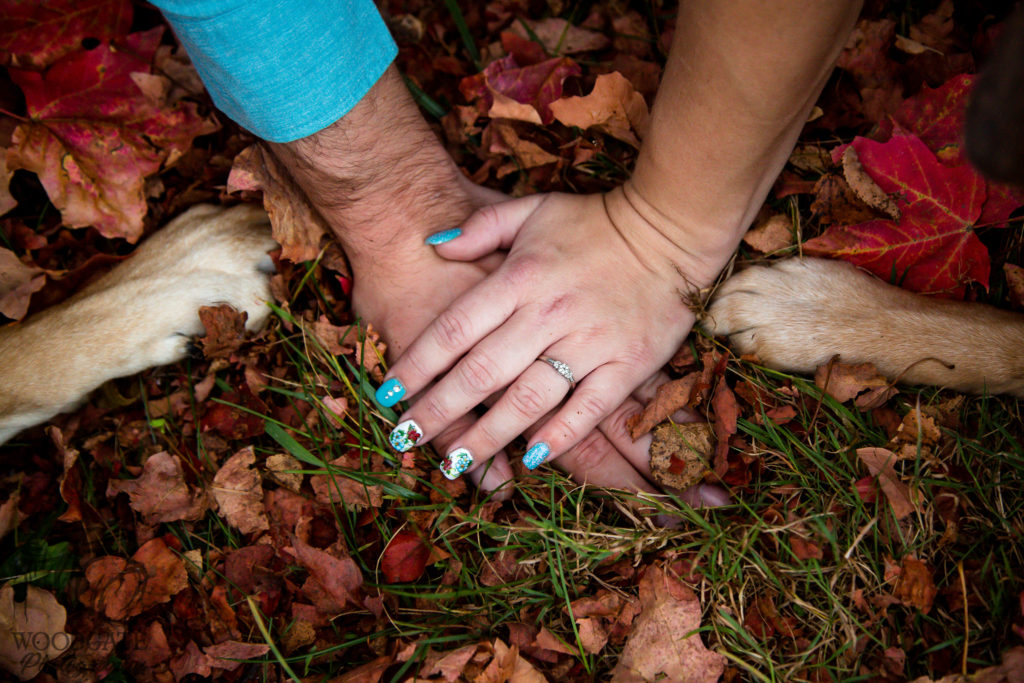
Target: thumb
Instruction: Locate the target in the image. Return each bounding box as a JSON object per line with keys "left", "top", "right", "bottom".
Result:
{"left": 427, "top": 194, "right": 545, "bottom": 261}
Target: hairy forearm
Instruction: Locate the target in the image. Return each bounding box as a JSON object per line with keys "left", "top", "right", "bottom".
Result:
{"left": 267, "top": 65, "right": 475, "bottom": 258}
{"left": 625, "top": 1, "right": 862, "bottom": 259}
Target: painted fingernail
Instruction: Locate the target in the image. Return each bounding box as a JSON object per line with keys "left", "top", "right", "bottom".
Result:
{"left": 389, "top": 419, "right": 423, "bottom": 452}
{"left": 425, "top": 228, "right": 462, "bottom": 246}
{"left": 440, "top": 447, "right": 474, "bottom": 480}
{"left": 375, "top": 377, "right": 406, "bottom": 407}
{"left": 522, "top": 442, "right": 551, "bottom": 470}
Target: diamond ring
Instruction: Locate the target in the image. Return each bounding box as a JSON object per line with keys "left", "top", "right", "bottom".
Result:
{"left": 537, "top": 356, "right": 576, "bottom": 391}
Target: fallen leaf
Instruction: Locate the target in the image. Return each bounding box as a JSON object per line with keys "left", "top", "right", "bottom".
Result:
{"left": 648, "top": 422, "right": 712, "bottom": 491}
{"left": 204, "top": 640, "right": 271, "bottom": 670}
{"left": 712, "top": 377, "right": 740, "bottom": 474}
{"left": 196, "top": 304, "right": 248, "bottom": 359}
{"left": 489, "top": 639, "right": 547, "bottom": 683}
{"left": 0, "top": 247, "right": 45, "bottom": 320}
{"left": 80, "top": 538, "right": 189, "bottom": 620}
{"left": 790, "top": 535, "right": 824, "bottom": 561}
{"left": 333, "top": 654, "right": 393, "bottom": 683}
{"left": 814, "top": 360, "right": 897, "bottom": 410}
{"left": 211, "top": 447, "right": 269, "bottom": 535}
{"left": 507, "top": 18, "right": 610, "bottom": 56}
{"left": 742, "top": 213, "right": 794, "bottom": 254}
{"left": 856, "top": 447, "right": 919, "bottom": 520}
{"left": 227, "top": 144, "right": 328, "bottom": 263}
{"left": 7, "top": 28, "right": 218, "bottom": 240}
{"left": 421, "top": 644, "right": 479, "bottom": 682}
{"left": 805, "top": 133, "right": 989, "bottom": 296}
{"left": 310, "top": 455, "right": 383, "bottom": 509}
{"left": 626, "top": 373, "right": 698, "bottom": 438}
{"left": 382, "top": 528, "right": 431, "bottom": 583}
{"left": 894, "top": 555, "right": 937, "bottom": 614}
{"left": 841, "top": 146, "right": 899, "bottom": 220}
{"left": 460, "top": 55, "right": 581, "bottom": 124}
{"left": 836, "top": 18, "right": 902, "bottom": 122}
{"left": 550, "top": 71, "right": 649, "bottom": 147}
{"left": 265, "top": 452, "right": 304, "bottom": 492}
{"left": 577, "top": 617, "right": 608, "bottom": 654}
{"left": 486, "top": 120, "right": 560, "bottom": 173}
{"left": 124, "top": 620, "right": 171, "bottom": 666}
{"left": 0, "top": 0, "right": 132, "bottom": 68}
{"left": 610, "top": 565, "right": 725, "bottom": 682}
{"left": 106, "top": 451, "right": 208, "bottom": 524}
{"left": 0, "top": 584, "right": 69, "bottom": 680}
{"left": 289, "top": 538, "right": 363, "bottom": 613}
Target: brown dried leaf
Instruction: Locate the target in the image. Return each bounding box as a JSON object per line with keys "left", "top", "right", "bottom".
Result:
{"left": 508, "top": 18, "right": 610, "bottom": 55}
{"left": 550, "top": 72, "right": 649, "bottom": 147}
{"left": 611, "top": 566, "right": 725, "bottom": 682}
{"left": 423, "top": 644, "right": 480, "bottom": 682}
{"left": 0, "top": 584, "right": 68, "bottom": 680}
{"left": 227, "top": 144, "right": 327, "bottom": 263}
{"left": 0, "top": 246, "right": 45, "bottom": 320}
{"left": 841, "top": 146, "right": 900, "bottom": 220}
{"left": 894, "top": 555, "right": 937, "bottom": 614}
{"left": 265, "top": 452, "right": 303, "bottom": 492}
{"left": 289, "top": 538, "right": 363, "bottom": 613}
{"left": 106, "top": 452, "right": 208, "bottom": 524}
{"left": 310, "top": 456, "right": 383, "bottom": 509}
{"left": 815, "top": 360, "right": 897, "bottom": 410}
{"left": 211, "top": 446, "right": 269, "bottom": 535}
{"left": 856, "top": 447, "right": 919, "bottom": 520}
{"left": 196, "top": 304, "right": 248, "bottom": 359}
{"left": 627, "top": 373, "right": 699, "bottom": 438}
{"left": 742, "top": 214, "right": 794, "bottom": 254}
{"left": 648, "top": 422, "right": 713, "bottom": 490}
{"left": 577, "top": 617, "right": 609, "bottom": 654}
{"left": 488, "top": 120, "right": 560, "bottom": 172}
{"left": 204, "top": 641, "right": 272, "bottom": 670}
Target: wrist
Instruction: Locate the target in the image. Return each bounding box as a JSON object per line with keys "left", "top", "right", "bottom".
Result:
{"left": 266, "top": 66, "right": 476, "bottom": 257}
{"left": 605, "top": 184, "right": 743, "bottom": 290}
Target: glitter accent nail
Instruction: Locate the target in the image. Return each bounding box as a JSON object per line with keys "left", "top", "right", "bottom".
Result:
{"left": 425, "top": 228, "right": 462, "bottom": 245}
{"left": 522, "top": 442, "right": 551, "bottom": 470}
{"left": 389, "top": 419, "right": 423, "bottom": 452}
{"left": 440, "top": 448, "right": 474, "bottom": 480}
{"left": 375, "top": 377, "right": 406, "bottom": 407}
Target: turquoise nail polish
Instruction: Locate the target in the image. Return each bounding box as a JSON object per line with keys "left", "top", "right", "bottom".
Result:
{"left": 522, "top": 442, "right": 551, "bottom": 470}
{"left": 389, "top": 419, "right": 423, "bottom": 452}
{"left": 425, "top": 228, "right": 462, "bottom": 245}
{"left": 375, "top": 377, "right": 405, "bottom": 407}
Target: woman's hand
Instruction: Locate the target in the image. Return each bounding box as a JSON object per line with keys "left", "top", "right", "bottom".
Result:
{"left": 376, "top": 188, "right": 734, "bottom": 479}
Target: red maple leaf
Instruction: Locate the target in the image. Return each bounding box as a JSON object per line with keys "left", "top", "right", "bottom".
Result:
{"left": 459, "top": 54, "right": 581, "bottom": 124}
{"left": 806, "top": 133, "right": 989, "bottom": 296}
{"left": 0, "top": 0, "right": 132, "bottom": 68}
{"left": 6, "top": 28, "right": 218, "bottom": 241}
{"left": 880, "top": 73, "right": 1024, "bottom": 226}
{"left": 381, "top": 529, "right": 431, "bottom": 583}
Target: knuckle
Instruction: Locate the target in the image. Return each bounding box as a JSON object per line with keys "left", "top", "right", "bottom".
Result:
{"left": 503, "top": 254, "right": 541, "bottom": 288}
{"left": 434, "top": 307, "right": 473, "bottom": 348}
{"left": 618, "top": 339, "right": 656, "bottom": 368}
{"left": 457, "top": 351, "right": 500, "bottom": 392}
{"left": 474, "top": 204, "right": 502, "bottom": 230}
{"left": 505, "top": 381, "right": 549, "bottom": 420}
{"left": 564, "top": 431, "right": 615, "bottom": 471}
{"left": 473, "top": 421, "right": 505, "bottom": 456}
{"left": 419, "top": 395, "right": 449, "bottom": 426}
{"left": 601, "top": 402, "right": 637, "bottom": 443}
{"left": 574, "top": 392, "right": 610, "bottom": 422}
{"left": 538, "top": 294, "right": 574, "bottom": 321}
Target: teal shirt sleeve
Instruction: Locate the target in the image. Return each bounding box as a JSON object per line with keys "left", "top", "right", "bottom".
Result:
{"left": 153, "top": 0, "right": 398, "bottom": 142}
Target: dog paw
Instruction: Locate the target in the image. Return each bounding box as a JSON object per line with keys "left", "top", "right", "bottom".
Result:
{"left": 701, "top": 258, "right": 890, "bottom": 372}
{"left": 78, "top": 203, "right": 278, "bottom": 373}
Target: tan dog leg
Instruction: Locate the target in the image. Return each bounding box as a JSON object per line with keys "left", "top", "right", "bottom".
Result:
{"left": 0, "top": 204, "right": 277, "bottom": 444}
{"left": 702, "top": 257, "right": 1024, "bottom": 397}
